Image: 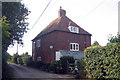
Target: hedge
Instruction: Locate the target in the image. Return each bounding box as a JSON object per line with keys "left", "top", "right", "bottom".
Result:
{"left": 84, "top": 43, "right": 120, "bottom": 78}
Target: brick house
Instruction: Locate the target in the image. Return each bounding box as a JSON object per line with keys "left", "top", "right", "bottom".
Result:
{"left": 32, "top": 7, "right": 92, "bottom": 63}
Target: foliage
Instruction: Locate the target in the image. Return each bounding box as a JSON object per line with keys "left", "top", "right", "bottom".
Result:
{"left": 1, "top": 16, "right": 11, "bottom": 52}
{"left": 92, "top": 41, "right": 99, "bottom": 46}
{"left": 22, "top": 54, "right": 31, "bottom": 66}
{"left": 35, "top": 61, "right": 44, "bottom": 68}
{"left": 76, "top": 59, "right": 86, "bottom": 78}
{"left": 2, "top": 2, "right": 30, "bottom": 45}
{"left": 25, "top": 57, "right": 33, "bottom": 66}
{"left": 108, "top": 33, "right": 120, "bottom": 43}
{"left": 1, "top": 2, "right": 30, "bottom": 78}
{"left": 12, "top": 53, "right": 18, "bottom": 64}
{"left": 17, "top": 56, "right": 24, "bottom": 65}
{"left": 84, "top": 43, "right": 120, "bottom": 78}
{"left": 49, "top": 61, "right": 58, "bottom": 73}
{"left": 48, "top": 56, "right": 75, "bottom": 74}
{"left": 60, "top": 56, "right": 75, "bottom": 74}
{"left": 77, "top": 59, "right": 85, "bottom": 73}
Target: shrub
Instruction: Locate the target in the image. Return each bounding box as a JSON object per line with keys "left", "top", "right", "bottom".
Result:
{"left": 49, "top": 61, "right": 58, "bottom": 73}
{"left": 22, "top": 56, "right": 31, "bottom": 66}
{"left": 12, "top": 54, "right": 18, "bottom": 64}
{"left": 17, "top": 57, "right": 24, "bottom": 65}
{"left": 26, "top": 57, "right": 34, "bottom": 67}
{"left": 60, "top": 56, "right": 75, "bottom": 74}
{"left": 77, "top": 59, "right": 85, "bottom": 73}
{"left": 84, "top": 43, "right": 120, "bottom": 78}
{"left": 76, "top": 59, "right": 86, "bottom": 78}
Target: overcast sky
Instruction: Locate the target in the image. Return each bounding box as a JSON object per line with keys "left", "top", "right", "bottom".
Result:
{"left": 7, "top": 0, "right": 119, "bottom": 55}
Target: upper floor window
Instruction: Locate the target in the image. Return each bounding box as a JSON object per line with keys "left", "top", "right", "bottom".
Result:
{"left": 36, "top": 39, "right": 41, "bottom": 47}
{"left": 68, "top": 26, "right": 79, "bottom": 33}
{"left": 70, "top": 43, "right": 79, "bottom": 51}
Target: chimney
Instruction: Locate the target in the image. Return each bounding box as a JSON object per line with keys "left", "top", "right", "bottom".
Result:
{"left": 58, "top": 6, "right": 66, "bottom": 17}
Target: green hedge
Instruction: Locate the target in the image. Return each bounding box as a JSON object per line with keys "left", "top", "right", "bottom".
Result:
{"left": 84, "top": 43, "right": 120, "bottom": 78}
{"left": 49, "top": 56, "right": 75, "bottom": 74}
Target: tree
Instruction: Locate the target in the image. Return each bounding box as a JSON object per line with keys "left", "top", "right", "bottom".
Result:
{"left": 108, "top": 33, "right": 120, "bottom": 43}
{"left": 2, "top": 2, "right": 30, "bottom": 49}
{"left": 1, "top": 2, "right": 30, "bottom": 78}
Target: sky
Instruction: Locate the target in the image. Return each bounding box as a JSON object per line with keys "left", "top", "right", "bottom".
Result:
{"left": 7, "top": 0, "right": 119, "bottom": 55}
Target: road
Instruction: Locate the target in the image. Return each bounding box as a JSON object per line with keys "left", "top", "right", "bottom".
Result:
{"left": 9, "top": 63, "right": 74, "bottom": 78}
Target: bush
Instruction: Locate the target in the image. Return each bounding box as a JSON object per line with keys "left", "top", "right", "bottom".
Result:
{"left": 76, "top": 59, "right": 86, "bottom": 78}
{"left": 77, "top": 59, "right": 85, "bottom": 73}
{"left": 49, "top": 61, "right": 58, "bottom": 73}
{"left": 84, "top": 43, "right": 120, "bottom": 78}
{"left": 26, "top": 57, "right": 34, "bottom": 67}
{"left": 60, "top": 56, "right": 75, "bottom": 74}
{"left": 12, "top": 54, "right": 18, "bottom": 64}
{"left": 17, "top": 57, "right": 23, "bottom": 65}
{"left": 22, "top": 56, "right": 31, "bottom": 66}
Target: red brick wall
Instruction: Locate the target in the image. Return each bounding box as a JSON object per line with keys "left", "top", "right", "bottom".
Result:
{"left": 33, "top": 31, "right": 91, "bottom": 63}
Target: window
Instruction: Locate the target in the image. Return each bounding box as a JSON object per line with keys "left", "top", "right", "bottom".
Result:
{"left": 36, "top": 39, "right": 41, "bottom": 47}
{"left": 32, "top": 41, "right": 35, "bottom": 49}
{"left": 70, "top": 43, "right": 79, "bottom": 51}
{"left": 37, "top": 57, "right": 41, "bottom": 61}
{"left": 68, "top": 26, "right": 79, "bottom": 33}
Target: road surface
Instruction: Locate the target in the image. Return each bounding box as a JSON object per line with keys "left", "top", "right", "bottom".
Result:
{"left": 9, "top": 63, "right": 74, "bottom": 78}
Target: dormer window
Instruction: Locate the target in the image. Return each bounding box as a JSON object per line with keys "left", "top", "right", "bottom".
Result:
{"left": 68, "top": 26, "right": 79, "bottom": 33}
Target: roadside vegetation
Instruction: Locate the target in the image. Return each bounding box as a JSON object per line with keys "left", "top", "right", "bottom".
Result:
{"left": 2, "top": 2, "right": 30, "bottom": 79}
{"left": 76, "top": 33, "right": 120, "bottom": 79}
{"left": 8, "top": 33, "right": 120, "bottom": 79}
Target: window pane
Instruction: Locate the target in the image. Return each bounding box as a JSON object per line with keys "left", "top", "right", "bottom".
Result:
{"left": 73, "top": 44, "right": 75, "bottom": 50}
{"left": 71, "top": 26, "right": 73, "bottom": 31}
{"left": 76, "top": 44, "right": 78, "bottom": 50}
{"left": 37, "top": 40, "right": 40, "bottom": 47}
{"left": 70, "top": 44, "right": 72, "bottom": 50}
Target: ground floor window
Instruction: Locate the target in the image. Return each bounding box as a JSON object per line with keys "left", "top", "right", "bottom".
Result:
{"left": 37, "top": 57, "right": 41, "bottom": 61}
{"left": 70, "top": 43, "right": 79, "bottom": 51}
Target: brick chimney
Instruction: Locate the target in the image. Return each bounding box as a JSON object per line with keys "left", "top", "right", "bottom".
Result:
{"left": 58, "top": 6, "right": 66, "bottom": 17}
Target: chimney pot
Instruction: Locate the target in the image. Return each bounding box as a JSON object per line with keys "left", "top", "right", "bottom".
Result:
{"left": 58, "top": 6, "right": 66, "bottom": 17}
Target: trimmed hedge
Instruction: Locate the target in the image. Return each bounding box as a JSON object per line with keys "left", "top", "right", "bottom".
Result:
{"left": 84, "top": 43, "right": 120, "bottom": 78}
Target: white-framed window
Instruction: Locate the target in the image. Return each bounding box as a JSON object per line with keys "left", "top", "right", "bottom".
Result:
{"left": 37, "top": 57, "right": 41, "bottom": 61}
{"left": 36, "top": 39, "right": 41, "bottom": 47}
{"left": 32, "top": 41, "right": 35, "bottom": 49}
{"left": 70, "top": 43, "right": 79, "bottom": 51}
{"left": 68, "top": 26, "right": 79, "bottom": 33}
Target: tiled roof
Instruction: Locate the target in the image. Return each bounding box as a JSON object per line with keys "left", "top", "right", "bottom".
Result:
{"left": 32, "top": 8, "right": 91, "bottom": 41}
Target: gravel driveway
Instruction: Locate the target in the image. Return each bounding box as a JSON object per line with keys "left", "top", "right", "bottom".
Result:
{"left": 9, "top": 63, "right": 74, "bottom": 79}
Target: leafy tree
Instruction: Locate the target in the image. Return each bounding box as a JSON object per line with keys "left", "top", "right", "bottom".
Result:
{"left": 2, "top": 2, "right": 30, "bottom": 48}
{"left": 1, "top": 2, "right": 30, "bottom": 78}
{"left": 108, "top": 33, "right": 120, "bottom": 43}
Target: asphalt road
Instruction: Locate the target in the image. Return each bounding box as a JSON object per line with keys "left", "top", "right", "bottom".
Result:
{"left": 9, "top": 63, "right": 74, "bottom": 79}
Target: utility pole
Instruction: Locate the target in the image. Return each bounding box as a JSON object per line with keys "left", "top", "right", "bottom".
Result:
{"left": 118, "top": 1, "right": 120, "bottom": 35}
{"left": 16, "top": 42, "right": 18, "bottom": 55}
